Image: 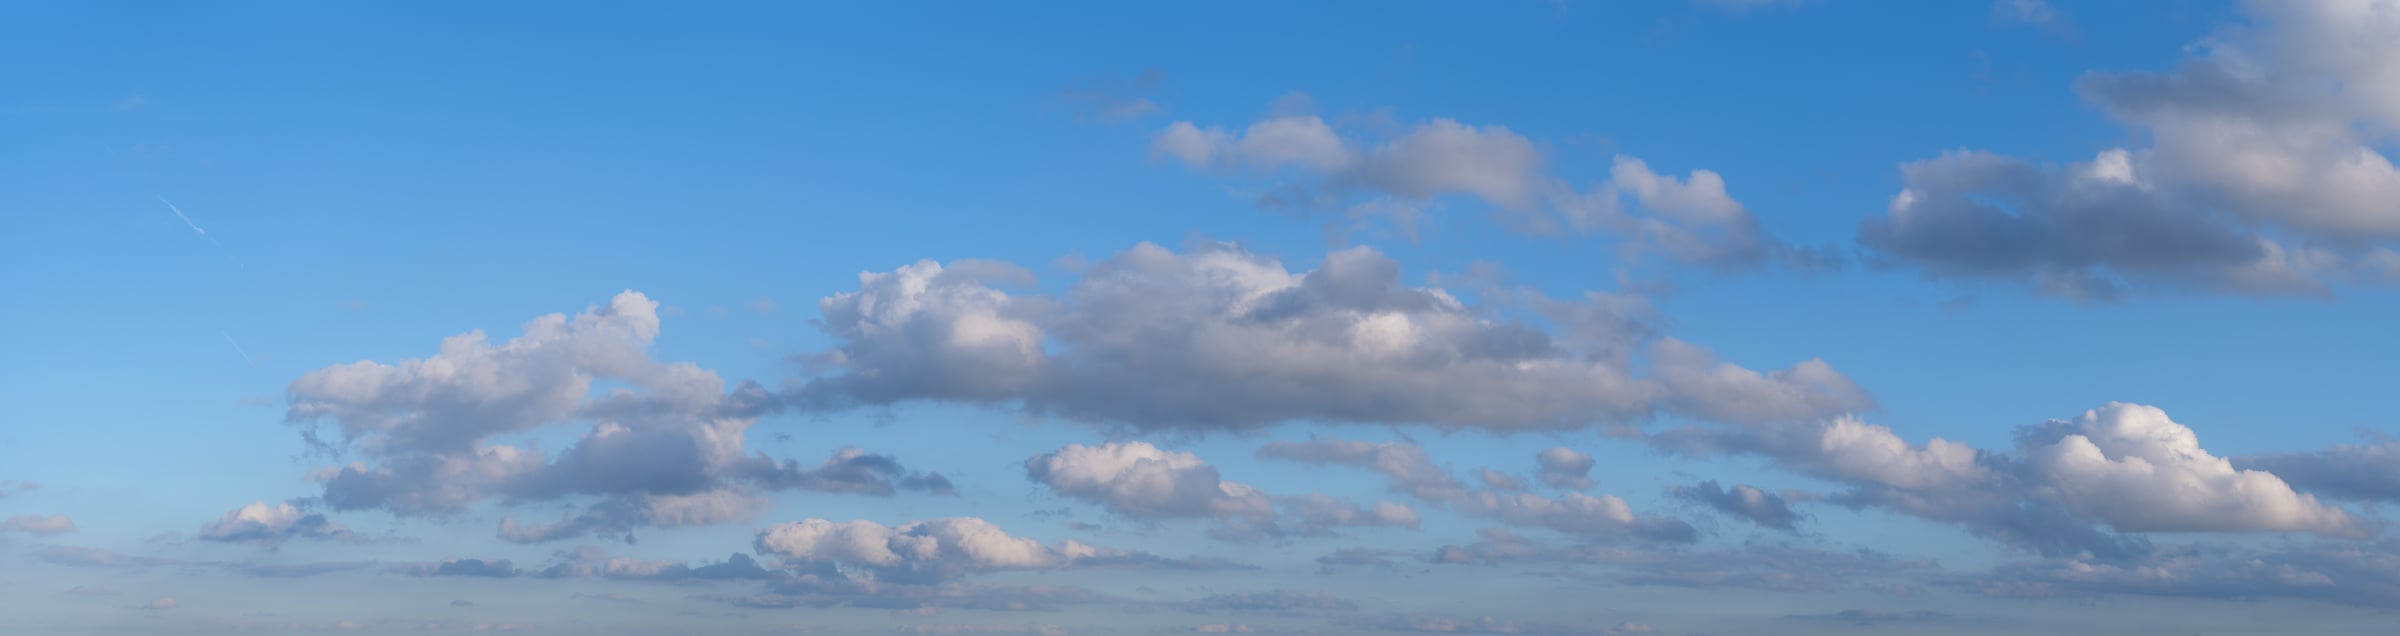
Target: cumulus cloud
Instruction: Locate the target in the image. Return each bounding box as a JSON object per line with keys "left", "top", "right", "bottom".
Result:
{"left": 1026, "top": 441, "right": 1416, "bottom": 540}
{"left": 0, "top": 480, "right": 36, "bottom": 498}
{"left": 1671, "top": 481, "right": 1803, "bottom": 532}
{"left": 284, "top": 291, "right": 948, "bottom": 543}
{"left": 1027, "top": 442, "right": 1275, "bottom": 524}
{"left": 1860, "top": 1, "right": 2400, "bottom": 298}
{"left": 1, "top": 514, "right": 75, "bottom": 536}
{"left": 197, "top": 502, "right": 354, "bottom": 545}
{"left": 1155, "top": 96, "right": 1828, "bottom": 268}
{"left": 1657, "top": 402, "right": 2364, "bottom": 557}
{"left": 793, "top": 242, "right": 1867, "bottom": 434}
{"left": 1261, "top": 440, "right": 1693, "bottom": 543}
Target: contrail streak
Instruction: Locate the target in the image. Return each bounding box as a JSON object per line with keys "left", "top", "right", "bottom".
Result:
{"left": 222, "top": 331, "right": 255, "bottom": 366}
{"left": 158, "top": 196, "right": 220, "bottom": 246}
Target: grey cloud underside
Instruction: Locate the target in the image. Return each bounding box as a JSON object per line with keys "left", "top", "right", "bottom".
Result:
{"left": 281, "top": 291, "right": 950, "bottom": 543}
{"left": 1653, "top": 403, "right": 2364, "bottom": 560}
{"left": 1859, "top": 1, "right": 2400, "bottom": 299}
{"left": 791, "top": 241, "right": 1870, "bottom": 433}
{"left": 2239, "top": 441, "right": 2400, "bottom": 502}
{"left": 1153, "top": 96, "right": 1834, "bottom": 272}
{"left": 1670, "top": 481, "right": 1803, "bottom": 532}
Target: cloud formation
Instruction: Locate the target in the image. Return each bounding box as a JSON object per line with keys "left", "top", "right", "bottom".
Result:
{"left": 793, "top": 242, "right": 1869, "bottom": 434}
{"left": 1658, "top": 402, "right": 2364, "bottom": 557}
{"left": 1026, "top": 441, "right": 1417, "bottom": 540}
{"left": 283, "top": 291, "right": 948, "bottom": 542}
{"left": 1671, "top": 481, "right": 1803, "bottom": 532}
{"left": 197, "top": 502, "right": 354, "bottom": 545}
{"left": 1, "top": 514, "right": 76, "bottom": 536}
{"left": 2239, "top": 440, "right": 2400, "bottom": 502}
{"left": 1533, "top": 448, "right": 1594, "bottom": 491}
{"left": 1261, "top": 440, "right": 1694, "bottom": 543}
{"left": 1155, "top": 96, "right": 1830, "bottom": 268}
{"left": 1860, "top": 0, "right": 2400, "bottom": 299}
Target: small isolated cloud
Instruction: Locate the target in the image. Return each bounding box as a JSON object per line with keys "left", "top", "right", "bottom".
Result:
{"left": 1534, "top": 447, "right": 1594, "bottom": 490}
{"left": 1026, "top": 441, "right": 1414, "bottom": 540}
{"left": 197, "top": 502, "right": 354, "bottom": 546}
{"left": 1671, "top": 481, "right": 1803, "bottom": 532}
{"left": 2, "top": 514, "right": 76, "bottom": 536}
{"left": 144, "top": 597, "right": 177, "bottom": 610}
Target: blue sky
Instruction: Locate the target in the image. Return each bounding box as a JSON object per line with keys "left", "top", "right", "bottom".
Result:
{"left": 6, "top": 1, "right": 2400, "bottom": 634}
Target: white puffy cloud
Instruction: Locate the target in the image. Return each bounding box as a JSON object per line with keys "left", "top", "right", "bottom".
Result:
{"left": 197, "top": 502, "right": 353, "bottom": 545}
{"left": 285, "top": 291, "right": 950, "bottom": 542}
{"left": 1024, "top": 441, "right": 1411, "bottom": 540}
{"left": 1656, "top": 402, "right": 2365, "bottom": 557}
{"left": 1026, "top": 442, "right": 1274, "bottom": 523}
{"left": 1, "top": 514, "right": 75, "bottom": 536}
{"left": 2017, "top": 403, "right": 2363, "bottom": 536}
{"left": 1155, "top": 96, "right": 1828, "bottom": 268}
{"left": 794, "top": 242, "right": 1869, "bottom": 433}
{"left": 1860, "top": 0, "right": 2400, "bottom": 298}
